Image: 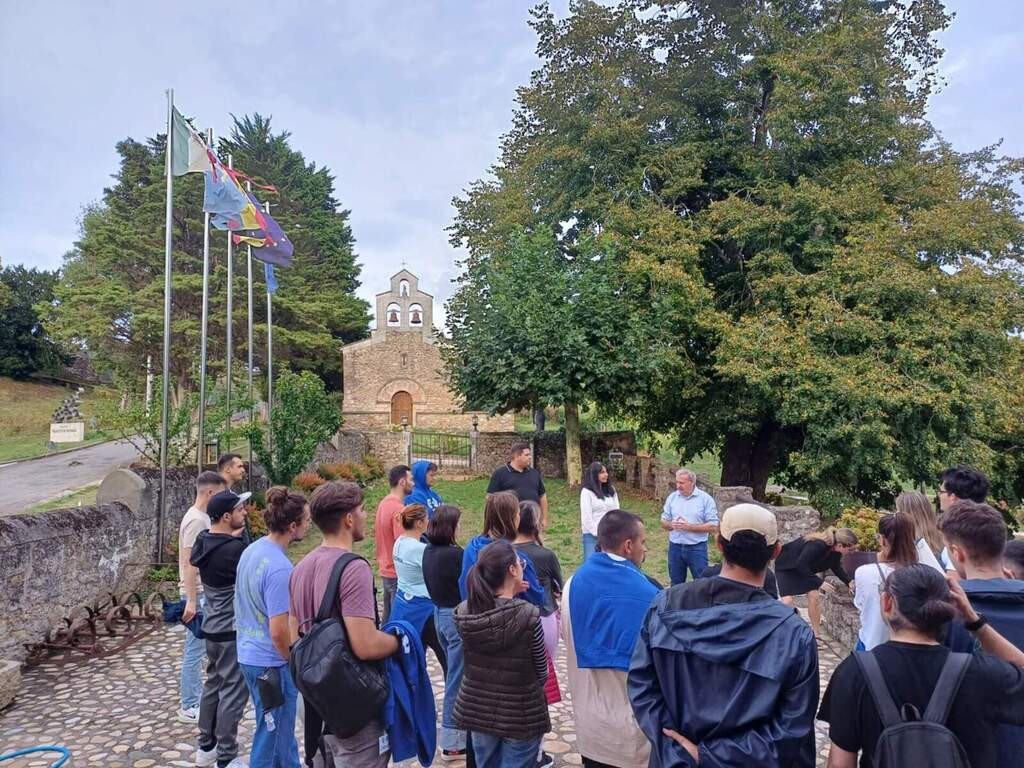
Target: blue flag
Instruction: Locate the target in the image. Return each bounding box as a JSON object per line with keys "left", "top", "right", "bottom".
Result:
{"left": 265, "top": 262, "right": 278, "bottom": 294}
{"left": 203, "top": 163, "right": 249, "bottom": 216}
{"left": 233, "top": 191, "right": 294, "bottom": 268}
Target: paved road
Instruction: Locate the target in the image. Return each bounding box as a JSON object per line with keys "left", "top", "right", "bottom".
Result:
{"left": 0, "top": 440, "right": 139, "bottom": 517}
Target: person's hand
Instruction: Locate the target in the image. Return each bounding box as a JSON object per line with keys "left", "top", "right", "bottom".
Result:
{"left": 945, "top": 573, "right": 979, "bottom": 624}
{"left": 182, "top": 599, "right": 197, "bottom": 624}
{"left": 662, "top": 728, "right": 699, "bottom": 763}
{"left": 519, "top": 578, "right": 531, "bottom": 593}
{"left": 820, "top": 582, "right": 836, "bottom": 594}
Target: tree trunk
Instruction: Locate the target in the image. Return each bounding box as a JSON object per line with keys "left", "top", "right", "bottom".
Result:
{"left": 533, "top": 407, "right": 546, "bottom": 432}
{"left": 719, "top": 423, "right": 784, "bottom": 501}
{"left": 564, "top": 400, "right": 582, "bottom": 487}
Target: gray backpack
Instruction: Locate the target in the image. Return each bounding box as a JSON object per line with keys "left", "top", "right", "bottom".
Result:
{"left": 854, "top": 650, "right": 972, "bottom": 768}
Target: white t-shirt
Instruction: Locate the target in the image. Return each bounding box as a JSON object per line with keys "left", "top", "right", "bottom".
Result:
{"left": 580, "top": 488, "right": 621, "bottom": 537}
{"left": 916, "top": 538, "right": 945, "bottom": 573}
{"left": 177, "top": 505, "right": 210, "bottom": 595}
{"left": 854, "top": 561, "right": 894, "bottom": 650}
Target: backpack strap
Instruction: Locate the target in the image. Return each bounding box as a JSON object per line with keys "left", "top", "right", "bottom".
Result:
{"left": 854, "top": 651, "right": 902, "bottom": 728}
{"left": 314, "top": 553, "right": 362, "bottom": 623}
{"left": 922, "top": 652, "right": 971, "bottom": 725}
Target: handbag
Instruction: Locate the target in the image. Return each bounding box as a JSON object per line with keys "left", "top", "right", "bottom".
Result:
{"left": 289, "top": 553, "right": 389, "bottom": 739}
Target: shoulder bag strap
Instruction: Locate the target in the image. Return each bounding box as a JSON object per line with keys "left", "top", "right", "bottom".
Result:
{"left": 922, "top": 652, "right": 971, "bottom": 724}
{"left": 314, "top": 553, "right": 361, "bottom": 623}
{"left": 854, "top": 651, "right": 902, "bottom": 728}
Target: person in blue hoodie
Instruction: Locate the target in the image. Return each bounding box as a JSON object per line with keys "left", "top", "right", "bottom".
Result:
{"left": 458, "top": 490, "right": 545, "bottom": 607}
{"left": 629, "top": 503, "right": 819, "bottom": 768}
{"left": 405, "top": 460, "right": 443, "bottom": 517}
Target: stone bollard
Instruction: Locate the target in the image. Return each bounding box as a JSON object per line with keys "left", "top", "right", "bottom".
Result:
{"left": 0, "top": 658, "right": 21, "bottom": 711}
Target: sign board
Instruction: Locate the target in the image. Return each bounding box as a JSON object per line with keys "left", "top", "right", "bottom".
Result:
{"left": 50, "top": 422, "right": 85, "bottom": 443}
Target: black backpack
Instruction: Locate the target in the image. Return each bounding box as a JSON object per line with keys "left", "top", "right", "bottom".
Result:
{"left": 289, "top": 553, "right": 389, "bottom": 739}
{"left": 854, "top": 650, "right": 973, "bottom": 768}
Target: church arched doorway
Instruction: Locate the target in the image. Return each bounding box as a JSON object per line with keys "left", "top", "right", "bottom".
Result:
{"left": 390, "top": 390, "right": 413, "bottom": 426}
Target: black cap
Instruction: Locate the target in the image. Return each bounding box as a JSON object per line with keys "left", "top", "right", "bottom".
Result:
{"left": 208, "top": 490, "right": 251, "bottom": 520}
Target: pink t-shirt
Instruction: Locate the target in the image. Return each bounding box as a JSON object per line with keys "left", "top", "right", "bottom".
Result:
{"left": 375, "top": 495, "right": 405, "bottom": 579}
{"left": 289, "top": 545, "right": 376, "bottom": 633}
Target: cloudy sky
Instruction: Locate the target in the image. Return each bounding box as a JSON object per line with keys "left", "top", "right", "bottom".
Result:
{"left": 1, "top": 1, "right": 1021, "bottom": 328}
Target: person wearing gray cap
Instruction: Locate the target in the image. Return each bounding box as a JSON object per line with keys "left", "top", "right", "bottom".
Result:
{"left": 629, "top": 503, "right": 818, "bottom": 767}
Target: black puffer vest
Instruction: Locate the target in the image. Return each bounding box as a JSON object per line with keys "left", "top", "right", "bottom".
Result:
{"left": 453, "top": 597, "right": 550, "bottom": 740}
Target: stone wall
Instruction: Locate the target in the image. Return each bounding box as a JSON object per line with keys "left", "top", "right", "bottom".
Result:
{"left": 473, "top": 432, "right": 527, "bottom": 476}
{"left": 534, "top": 430, "right": 638, "bottom": 479}
{"left": 364, "top": 431, "right": 411, "bottom": 469}
{"left": 821, "top": 589, "right": 859, "bottom": 653}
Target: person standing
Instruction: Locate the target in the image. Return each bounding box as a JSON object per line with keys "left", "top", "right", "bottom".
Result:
{"left": 376, "top": 464, "right": 412, "bottom": 622}
{"left": 405, "top": 459, "right": 443, "bottom": 516}
{"left": 660, "top": 468, "right": 719, "bottom": 586}
{"left": 1005, "top": 540, "right": 1024, "bottom": 581}
{"left": 936, "top": 464, "right": 990, "bottom": 570}
{"left": 190, "top": 489, "right": 251, "bottom": 768}
{"left": 579, "top": 462, "right": 619, "bottom": 560}
{"left": 895, "top": 491, "right": 946, "bottom": 572}
{"left": 178, "top": 471, "right": 227, "bottom": 723}
{"left": 218, "top": 453, "right": 246, "bottom": 489}
{"left": 630, "top": 504, "right": 819, "bottom": 767}
{"left": 289, "top": 481, "right": 400, "bottom": 768}
{"left": 562, "top": 510, "right": 658, "bottom": 768}
{"left": 775, "top": 526, "right": 858, "bottom": 637}
{"left": 853, "top": 513, "right": 918, "bottom": 650}
{"left": 391, "top": 503, "right": 447, "bottom": 675}
{"left": 235, "top": 486, "right": 311, "bottom": 768}
{"left": 455, "top": 541, "right": 550, "bottom": 768}
{"left": 487, "top": 442, "right": 548, "bottom": 529}
{"left": 422, "top": 505, "right": 469, "bottom": 761}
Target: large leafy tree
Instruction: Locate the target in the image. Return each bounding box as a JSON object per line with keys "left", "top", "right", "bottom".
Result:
{"left": 46, "top": 114, "right": 369, "bottom": 392}
{"left": 0, "top": 264, "right": 66, "bottom": 378}
{"left": 451, "top": 0, "right": 1024, "bottom": 505}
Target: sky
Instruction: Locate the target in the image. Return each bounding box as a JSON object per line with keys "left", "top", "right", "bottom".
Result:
{"left": 1, "top": 1, "right": 1021, "bottom": 330}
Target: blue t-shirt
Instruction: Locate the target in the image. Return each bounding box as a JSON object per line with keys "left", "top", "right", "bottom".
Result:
{"left": 234, "top": 536, "right": 293, "bottom": 667}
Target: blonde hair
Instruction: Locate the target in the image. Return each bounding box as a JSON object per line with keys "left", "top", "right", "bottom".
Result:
{"left": 896, "top": 491, "right": 944, "bottom": 555}
{"left": 806, "top": 526, "right": 858, "bottom": 548}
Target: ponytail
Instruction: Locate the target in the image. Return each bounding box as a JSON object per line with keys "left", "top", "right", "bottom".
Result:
{"left": 465, "top": 540, "right": 517, "bottom": 614}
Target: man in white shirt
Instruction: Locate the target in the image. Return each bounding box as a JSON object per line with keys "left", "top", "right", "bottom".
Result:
{"left": 177, "top": 471, "right": 227, "bottom": 723}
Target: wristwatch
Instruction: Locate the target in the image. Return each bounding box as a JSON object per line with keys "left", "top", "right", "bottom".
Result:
{"left": 963, "top": 614, "right": 988, "bottom": 632}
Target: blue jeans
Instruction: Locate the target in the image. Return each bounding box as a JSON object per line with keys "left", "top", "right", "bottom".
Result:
{"left": 180, "top": 594, "right": 206, "bottom": 709}
{"left": 582, "top": 533, "right": 597, "bottom": 561}
{"left": 668, "top": 542, "right": 709, "bottom": 586}
{"left": 240, "top": 663, "right": 301, "bottom": 768}
{"left": 435, "top": 606, "right": 467, "bottom": 752}
{"left": 471, "top": 731, "right": 543, "bottom": 768}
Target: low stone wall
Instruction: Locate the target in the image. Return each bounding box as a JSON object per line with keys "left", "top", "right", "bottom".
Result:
{"left": 534, "top": 430, "right": 637, "bottom": 479}
{"left": 821, "top": 589, "right": 859, "bottom": 653}
{"left": 365, "top": 431, "right": 410, "bottom": 468}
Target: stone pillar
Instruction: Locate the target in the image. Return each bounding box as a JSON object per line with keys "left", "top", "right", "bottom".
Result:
{"left": 469, "top": 428, "right": 479, "bottom": 471}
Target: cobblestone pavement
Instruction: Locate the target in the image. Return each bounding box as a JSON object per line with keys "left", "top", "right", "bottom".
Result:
{"left": 1, "top": 622, "right": 842, "bottom": 767}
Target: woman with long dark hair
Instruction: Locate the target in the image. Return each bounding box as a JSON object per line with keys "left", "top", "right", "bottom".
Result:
{"left": 454, "top": 541, "right": 550, "bottom": 767}
{"left": 853, "top": 513, "right": 918, "bottom": 650}
{"left": 775, "top": 526, "right": 858, "bottom": 637}
{"left": 422, "top": 505, "right": 468, "bottom": 760}
{"left": 580, "top": 461, "right": 619, "bottom": 559}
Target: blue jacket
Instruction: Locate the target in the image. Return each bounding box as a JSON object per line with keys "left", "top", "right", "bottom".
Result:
{"left": 628, "top": 577, "right": 818, "bottom": 767}
{"left": 404, "top": 460, "right": 443, "bottom": 516}
{"left": 458, "top": 534, "right": 546, "bottom": 607}
{"left": 382, "top": 619, "right": 437, "bottom": 766}
{"left": 944, "top": 578, "right": 1024, "bottom": 766}
{"left": 569, "top": 552, "right": 659, "bottom": 670}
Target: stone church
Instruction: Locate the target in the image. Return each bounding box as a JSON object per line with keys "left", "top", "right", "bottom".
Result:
{"left": 340, "top": 270, "right": 514, "bottom": 431}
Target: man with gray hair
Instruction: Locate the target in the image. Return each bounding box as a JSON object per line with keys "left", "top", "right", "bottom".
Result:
{"left": 660, "top": 468, "right": 719, "bottom": 586}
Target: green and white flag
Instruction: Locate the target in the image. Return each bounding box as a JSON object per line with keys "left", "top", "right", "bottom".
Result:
{"left": 170, "top": 107, "right": 214, "bottom": 176}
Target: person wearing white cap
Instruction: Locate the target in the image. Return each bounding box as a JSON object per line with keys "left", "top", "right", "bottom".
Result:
{"left": 629, "top": 503, "right": 819, "bottom": 767}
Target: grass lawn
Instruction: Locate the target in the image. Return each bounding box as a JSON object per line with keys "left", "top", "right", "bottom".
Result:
{"left": 24, "top": 483, "right": 100, "bottom": 514}
{"left": 287, "top": 476, "right": 708, "bottom": 587}
{"left": 0, "top": 377, "right": 114, "bottom": 463}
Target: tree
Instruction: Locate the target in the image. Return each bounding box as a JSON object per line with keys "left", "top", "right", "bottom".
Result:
{"left": 451, "top": 0, "right": 1024, "bottom": 503}
{"left": 443, "top": 231, "right": 660, "bottom": 485}
{"left": 45, "top": 114, "right": 369, "bottom": 391}
{"left": 245, "top": 368, "right": 340, "bottom": 485}
{"left": 0, "top": 265, "right": 66, "bottom": 378}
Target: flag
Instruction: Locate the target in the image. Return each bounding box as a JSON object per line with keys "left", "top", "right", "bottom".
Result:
{"left": 203, "top": 160, "right": 249, "bottom": 216}
{"left": 170, "top": 108, "right": 214, "bottom": 176}
{"left": 234, "top": 191, "right": 294, "bottom": 268}
{"left": 265, "top": 262, "right": 278, "bottom": 294}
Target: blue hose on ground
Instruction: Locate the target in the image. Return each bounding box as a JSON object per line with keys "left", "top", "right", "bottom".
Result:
{"left": 0, "top": 746, "right": 71, "bottom": 767}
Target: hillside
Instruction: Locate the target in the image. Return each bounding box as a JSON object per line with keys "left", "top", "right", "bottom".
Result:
{"left": 0, "top": 377, "right": 112, "bottom": 463}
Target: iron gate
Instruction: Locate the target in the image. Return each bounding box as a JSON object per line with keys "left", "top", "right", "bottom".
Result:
{"left": 410, "top": 430, "right": 472, "bottom": 470}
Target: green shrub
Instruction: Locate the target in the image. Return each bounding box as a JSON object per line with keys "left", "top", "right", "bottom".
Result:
{"left": 836, "top": 507, "right": 883, "bottom": 551}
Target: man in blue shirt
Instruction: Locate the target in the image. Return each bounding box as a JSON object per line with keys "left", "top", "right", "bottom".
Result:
{"left": 660, "top": 468, "right": 719, "bottom": 586}
{"left": 235, "top": 488, "right": 311, "bottom": 768}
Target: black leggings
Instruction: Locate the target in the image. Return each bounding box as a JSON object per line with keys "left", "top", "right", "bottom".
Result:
{"left": 421, "top": 613, "right": 448, "bottom": 677}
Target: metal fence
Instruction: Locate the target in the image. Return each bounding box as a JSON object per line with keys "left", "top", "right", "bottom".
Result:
{"left": 410, "top": 430, "right": 472, "bottom": 470}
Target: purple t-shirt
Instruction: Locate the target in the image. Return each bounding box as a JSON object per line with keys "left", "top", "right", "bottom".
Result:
{"left": 234, "top": 536, "right": 293, "bottom": 667}
{"left": 289, "top": 545, "right": 376, "bottom": 634}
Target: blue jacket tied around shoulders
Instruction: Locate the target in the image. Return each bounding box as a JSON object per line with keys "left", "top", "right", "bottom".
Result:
{"left": 404, "top": 460, "right": 443, "bottom": 516}
{"left": 458, "top": 534, "right": 546, "bottom": 607}
{"left": 569, "top": 552, "right": 659, "bottom": 670}
{"left": 382, "top": 619, "right": 437, "bottom": 765}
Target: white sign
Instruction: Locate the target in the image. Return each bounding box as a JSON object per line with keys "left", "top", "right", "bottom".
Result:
{"left": 50, "top": 422, "right": 85, "bottom": 443}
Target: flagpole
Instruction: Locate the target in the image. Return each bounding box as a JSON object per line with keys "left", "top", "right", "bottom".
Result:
{"left": 158, "top": 88, "right": 175, "bottom": 564}
{"left": 196, "top": 128, "right": 213, "bottom": 473}
{"left": 265, "top": 202, "right": 274, "bottom": 462}
{"left": 225, "top": 154, "right": 234, "bottom": 449}
{"left": 246, "top": 181, "right": 255, "bottom": 490}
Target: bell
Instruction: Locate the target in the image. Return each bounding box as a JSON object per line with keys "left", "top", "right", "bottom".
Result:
{"left": 411, "top": 310, "right": 421, "bottom": 324}
{"left": 388, "top": 309, "right": 399, "bottom": 323}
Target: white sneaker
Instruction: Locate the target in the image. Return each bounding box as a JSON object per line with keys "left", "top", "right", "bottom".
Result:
{"left": 177, "top": 705, "right": 200, "bottom": 723}
{"left": 195, "top": 746, "right": 217, "bottom": 767}
{"left": 223, "top": 758, "right": 248, "bottom": 768}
